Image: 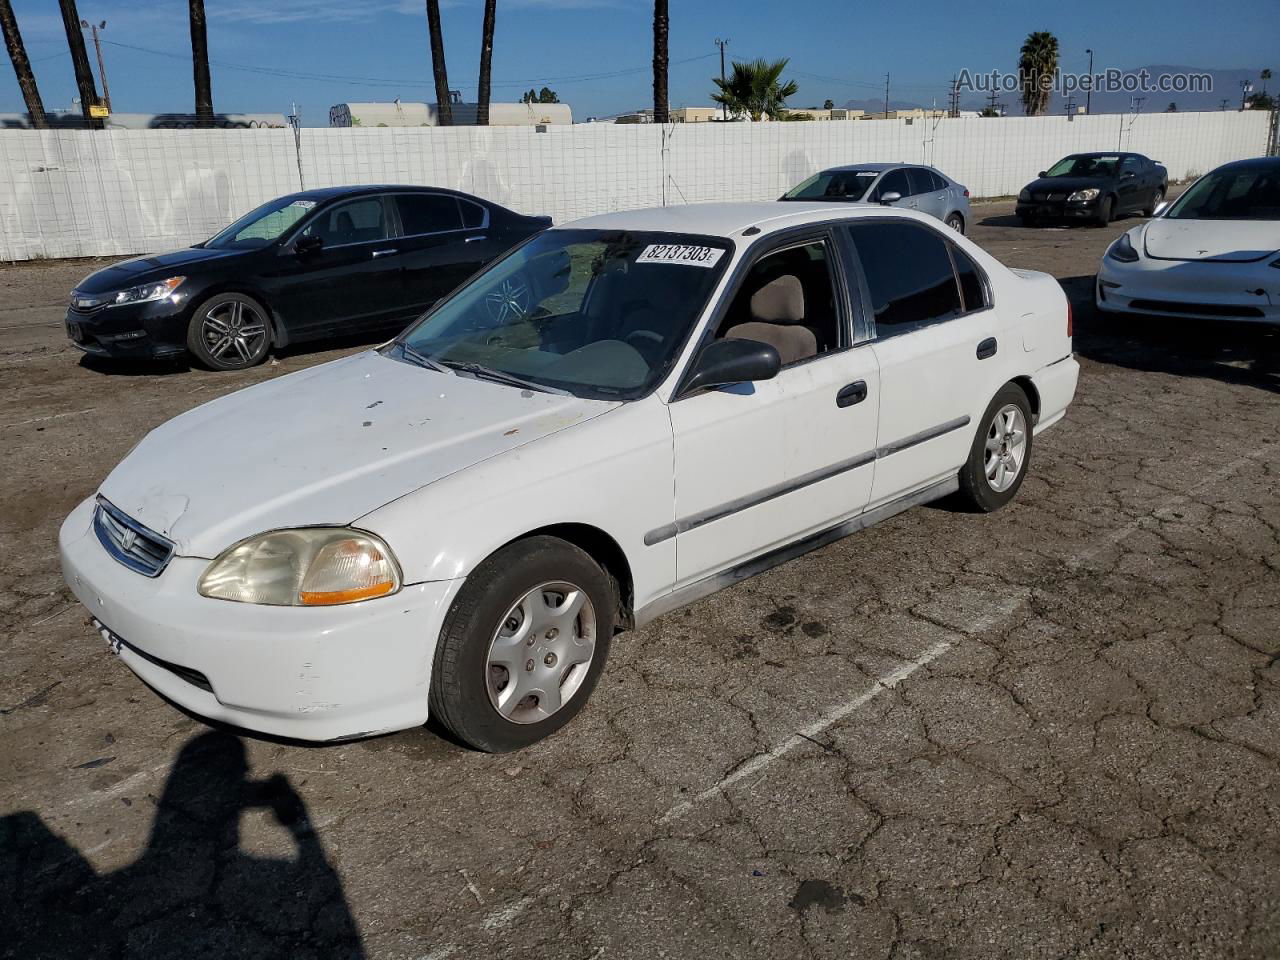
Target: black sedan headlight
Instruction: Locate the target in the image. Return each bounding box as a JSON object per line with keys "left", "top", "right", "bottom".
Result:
{"left": 1107, "top": 234, "right": 1140, "bottom": 263}
{"left": 109, "top": 276, "right": 186, "bottom": 307}
{"left": 1018, "top": 189, "right": 1031, "bottom": 202}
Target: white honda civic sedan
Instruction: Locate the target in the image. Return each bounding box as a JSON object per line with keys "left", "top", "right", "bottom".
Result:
{"left": 60, "top": 202, "right": 1079, "bottom": 751}
{"left": 1097, "top": 157, "right": 1280, "bottom": 324}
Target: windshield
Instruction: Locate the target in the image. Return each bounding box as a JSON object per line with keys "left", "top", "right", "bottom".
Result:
{"left": 1165, "top": 167, "right": 1280, "bottom": 221}
{"left": 206, "top": 196, "right": 317, "bottom": 250}
{"left": 1044, "top": 155, "right": 1120, "bottom": 178}
{"left": 783, "top": 169, "right": 878, "bottom": 201}
{"left": 392, "top": 229, "right": 734, "bottom": 400}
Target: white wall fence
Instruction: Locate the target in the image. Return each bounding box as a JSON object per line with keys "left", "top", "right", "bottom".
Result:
{"left": 0, "top": 110, "right": 1272, "bottom": 262}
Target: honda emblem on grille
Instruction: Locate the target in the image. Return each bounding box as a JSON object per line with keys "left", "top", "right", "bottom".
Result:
{"left": 119, "top": 528, "right": 137, "bottom": 551}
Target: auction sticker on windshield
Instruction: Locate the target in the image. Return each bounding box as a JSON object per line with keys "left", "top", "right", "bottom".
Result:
{"left": 636, "top": 244, "right": 725, "bottom": 268}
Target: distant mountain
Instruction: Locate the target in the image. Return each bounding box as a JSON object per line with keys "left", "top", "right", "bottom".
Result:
{"left": 844, "top": 66, "right": 1270, "bottom": 116}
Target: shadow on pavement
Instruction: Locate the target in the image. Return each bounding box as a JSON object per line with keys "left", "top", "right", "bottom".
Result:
{"left": 1062, "top": 274, "right": 1280, "bottom": 395}
{"left": 0, "top": 731, "right": 366, "bottom": 959}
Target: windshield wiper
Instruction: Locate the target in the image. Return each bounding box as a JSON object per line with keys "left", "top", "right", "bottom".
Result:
{"left": 394, "top": 342, "right": 450, "bottom": 374}
{"left": 440, "top": 360, "right": 571, "bottom": 396}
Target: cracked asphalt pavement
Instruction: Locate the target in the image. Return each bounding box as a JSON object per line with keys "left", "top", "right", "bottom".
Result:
{"left": 2, "top": 197, "right": 1279, "bottom": 959}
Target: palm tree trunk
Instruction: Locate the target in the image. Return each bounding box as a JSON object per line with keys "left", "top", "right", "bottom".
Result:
{"left": 188, "top": 0, "right": 214, "bottom": 127}
{"left": 476, "top": 0, "right": 496, "bottom": 126}
{"left": 0, "top": 0, "right": 47, "bottom": 127}
{"left": 652, "top": 0, "right": 668, "bottom": 123}
{"left": 57, "top": 0, "right": 100, "bottom": 128}
{"left": 425, "top": 0, "right": 452, "bottom": 126}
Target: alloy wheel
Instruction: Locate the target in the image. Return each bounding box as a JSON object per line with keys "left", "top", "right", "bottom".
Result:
{"left": 984, "top": 403, "right": 1027, "bottom": 493}
{"left": 200, "top": 299, "right": 268, "bottom": 366}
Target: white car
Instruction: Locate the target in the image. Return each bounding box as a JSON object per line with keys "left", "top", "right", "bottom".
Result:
{"left": 60, "top": 202, "right": 1079, "bottom": 751}
{"left": 1097, "top": 157, "right": 1280, "bottom": 324}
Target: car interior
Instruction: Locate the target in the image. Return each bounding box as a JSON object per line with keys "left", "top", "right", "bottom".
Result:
{"left": 715, "top": 241, "right": 841, "bottom": 365}
{"left": 303, "top": 199, "right": 387, "bottom": 247}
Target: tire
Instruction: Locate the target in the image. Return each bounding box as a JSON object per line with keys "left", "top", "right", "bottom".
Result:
{"left": 945, "top": 212, "right": 965, "bottom": 234}
{"left": 956, "top": 384, "right": 1034, "bottom": 513}
{"left": 1143, "top": 188, "right": 1164, "bottom": 218}
{"left": 186, "top": 292, "right": 273, "bottom": 371}
{"left": 1093, "top": 195, "right": 1114, "bottom": 227}
{"left": 429, "top": 535, "right": 615, "bottom": 752}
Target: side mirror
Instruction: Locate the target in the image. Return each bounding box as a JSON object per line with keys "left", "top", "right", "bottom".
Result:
{"left": 878, "top": 191, "right": 902, "bottom": 205}
{"left": 1037, "top": 171, "right": 1047, "bottom": 178}
{"left": 1154, "top": 201, "right": 1170, "bottom": 216}
{"left": 295, "top": 234, "right": 324, "bottom": 256}
{"left": 682, "top": 338, "right": 781, "bottom": 395}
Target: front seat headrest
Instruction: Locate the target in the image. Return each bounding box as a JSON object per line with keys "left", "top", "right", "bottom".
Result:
{"left": 750, "top": 274, "right": 805, "bottom": 324}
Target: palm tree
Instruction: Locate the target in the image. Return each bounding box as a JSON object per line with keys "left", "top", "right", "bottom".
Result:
{"left": 1262, "top": 68, "right": 1272, "bottom": 96}
{"left": 188, "top": 0, "right": 214, "bottom": 127}
{"left": 425, "top": 0, "right": 452, "bottom": 125}
{"left": 57, "top": 0, "right": 100, "bottom": 126}
{"left": 1018, "top": 31, "right": 1058, "bottom": 116}
{"left": 0, "top": 0, "right": 46, "bottom": 127}
{"left": 652, "top": 0, "right": 668, "bottom": 123}
{"left": 476, "top": 0, "right": 496, "bottom": 126}
{"left": 711, "top": 58, "right": 798, "bottom": 121}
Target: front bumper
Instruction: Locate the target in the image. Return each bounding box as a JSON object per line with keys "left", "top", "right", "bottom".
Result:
{"left": 65, "top": 295, "right": 193, "bottom": 358}
{"left": 1016, "top": 198, "right": 1099, "bottom": 221}
{"left": 1096, "top": 258, "right": 1279, "bottom": 325}
{"left": 59, "top": 496, "right": 464, "bottom": 741}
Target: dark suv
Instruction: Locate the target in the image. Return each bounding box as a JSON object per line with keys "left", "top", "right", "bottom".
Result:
{"left": 1016, "top": 153, "right": 1168, "bottom": 226}
{"left": 65, "top": 185, "right": 551, "bottom": 370}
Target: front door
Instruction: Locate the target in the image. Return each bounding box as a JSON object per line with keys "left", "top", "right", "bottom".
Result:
{"left": 271, "top": 195, "right": 405, "bottom": 340}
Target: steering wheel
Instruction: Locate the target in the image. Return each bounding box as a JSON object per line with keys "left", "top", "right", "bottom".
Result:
{"left": 485, "top": 277, "right": 532, "bottom": 324}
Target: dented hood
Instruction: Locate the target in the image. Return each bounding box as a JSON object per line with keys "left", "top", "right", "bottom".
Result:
{"left": 98, "top": 350, "right": 616, "bottom": 557}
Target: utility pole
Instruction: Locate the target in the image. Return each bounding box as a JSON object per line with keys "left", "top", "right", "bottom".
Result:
{"left": 1219, "top": 98, "right": 1230, "bottom": 111}
{"left": 80, "top": 19, "right": 109, "bottom": 111}
{"left": 57, "top": 0, "right": 101, "bottom": 128}
{"left": 1085, "top": 48, "right": 1093, "bottom": 114}
{"left": 1239, "top": 80, "right": 1252, "bottom": 110}
{"left": 715, "top": 37, "right": 729, "bottom": 120}
{"left": 985, "top": 89, "right": 999, "bottom": 116}
{"left": 0, "top": 0, "right": 47, "bottom": 127}
{"left": 883, "top": 72, "right": 890, "bottom": 118}
{"left": 948, "top": 75, "right": 959, "bottom": 118}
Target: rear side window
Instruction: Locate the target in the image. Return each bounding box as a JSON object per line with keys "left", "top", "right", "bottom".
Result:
{"left": 907, "top": 168, "right": 940, "bottom": 195}
{"left": 460, "top": 199, "right": 486, "bottom": 229}
{"left": 846, "top": 221, "right": 962, "bottom": 332}
{"left": 397, "top": 194, "right": 463, "bottom": 235}
{"left": 951, "top": 245, "right": 988, "bottom": 313}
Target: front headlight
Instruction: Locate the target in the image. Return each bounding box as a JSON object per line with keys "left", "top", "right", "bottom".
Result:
{"left": 1068, "top": 188, "right": 1101, "bottom": 202}
{"left": 198, "top": 528, "right": 401, "bottom": 606}
{"left": 110, "top": 276, "right": 185, "bottom": 307}
{"left": 1107, "top": 233, "right": 1140, "bottom": 263}
{"left": 1018, "top": 189, "right": 1031, "bottom": 202}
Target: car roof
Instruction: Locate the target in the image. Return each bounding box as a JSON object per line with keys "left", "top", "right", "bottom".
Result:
{"left": 1213, "top": 156, "right": 1280, "bottom": 172}
{"left": 280, "top": 184, "right": 481, "bottom": 203}
{"left": 822, "top": 162, "right": 901, "bottom": 173}
{"left": 1063, "top": 151, "right": 1144, "bottom": 159}
{"left": 560, "top": 201, "right": 930, "bottom": 239}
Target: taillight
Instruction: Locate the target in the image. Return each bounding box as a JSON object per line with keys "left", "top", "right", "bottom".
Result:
{"left": 1066, "top": 301, "right": 1073, "bottom": 338}
{"left": 963, "top": 188, "right": 970, "bottom": 198}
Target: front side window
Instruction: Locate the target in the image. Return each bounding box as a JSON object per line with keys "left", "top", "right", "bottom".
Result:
{"left": 846, "top": 221, "right": 962, "bottom": 333}
{"left": 393, "top": 230, "right": 733, "bottom": 399}
{"left": 205, "top": 196, "right": 316, "bottom": 250}
{"left": 1165, "top": 167, "right": 1280, "bottom": 221}
{"left": 397, "top": 193, "right": 463, "bottom": 235}
{"left": 783, "top": 170, "right": 879, "bottom": 202}
{"left": 299, "top": 197, "right": 390, "bottom": 246}
{"left": 873, "top": 169, "right": 911, "bottom": 200}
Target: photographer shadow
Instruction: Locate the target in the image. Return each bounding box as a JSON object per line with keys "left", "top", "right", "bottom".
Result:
{"left": 1, "top": 731, "right": 365, "bottom": 959}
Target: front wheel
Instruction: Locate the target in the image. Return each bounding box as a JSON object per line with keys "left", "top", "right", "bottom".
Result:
{"left": 186, "top": 293, "right": 273, "bottom": 370}
{"left": 1143, "top": 188, "right": 1164, "bottom": 218}
{"left": 1093, "top": 195, "right": 1114, "bottom": 227}
{"left": 956, "top": 384, "right": 1033, "bottom": 512}
{"left": 429, "top": 536, "right": 615, "bottom": 752}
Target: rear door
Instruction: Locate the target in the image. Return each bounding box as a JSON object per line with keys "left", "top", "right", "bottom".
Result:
{"left": 393, "top": 193, "right": 496, "bottom": 316}
{"left": 845, "top": 219, "right": 1018, "bottom": 508}
{"left": 908, "top": 168, "right": 948, "bottom": 220}
{"left": 270, "top": 195, "right": 405, "bottom": 340}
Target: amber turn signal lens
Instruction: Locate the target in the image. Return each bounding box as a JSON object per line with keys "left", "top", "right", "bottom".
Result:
{"left": 299, "top": 580, "right": 396, "bottom": 606}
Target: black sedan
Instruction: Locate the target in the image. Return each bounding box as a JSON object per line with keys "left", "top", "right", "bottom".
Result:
{"left": 65, "top": 186, "right": 551, "bottom": 370}
{"left": 1016, "top": 152, "right": 1168, "bottom": 227}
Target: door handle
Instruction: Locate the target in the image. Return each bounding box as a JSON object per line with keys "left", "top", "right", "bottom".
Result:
{"left": 371, "top": 248, "right": 398, "bottom": 258}
{"left": 464, "top": 235, "right": 487, "bottom": 243}
{"left": 835, "top": 380, "right": 868, "bottom": 408}
{"left": 976, "top": 337, "right": 997, "bottom": 360}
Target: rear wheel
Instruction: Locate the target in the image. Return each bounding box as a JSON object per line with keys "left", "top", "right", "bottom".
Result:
{"left": 186, "top": 293, "right": 272, "bottom": 370}
{"left": 429, "top": 536, "right": 615, "bottom": 752}
{"left": 956, "top": 384, "right": 1033, "bottom": 512}
{"left": 945, "top": 212, "right": 965, "bottom": 234}
{"left": 1093, "top": 194, "right": 1114, "bottom": 227}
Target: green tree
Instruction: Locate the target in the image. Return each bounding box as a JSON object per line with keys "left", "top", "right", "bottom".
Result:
{"left": 1018, "top": 30, "right": 1058, "bottom": 116}
{"left": 823, "top": 97, "right": 834, "bottom": 109}
{"left": 711, "top": 57, "right": 798, "bottom": 121}
{"left": 522, "top": 87, "right": 559, "bottom": 104}
{"left": 1247, "top": 91, "right": 1276, "bottom": 111}
{"left": 1260, "top": 68, "right": 1272, "bottom": 95}
{"left": 1165, "top": 101, "right": 1178, "bottom": 112}
{"left": 979, "top": 106, "right": 1000, "bottom": 117}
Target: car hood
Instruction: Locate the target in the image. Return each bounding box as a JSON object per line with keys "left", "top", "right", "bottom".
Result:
{"left": 98, "top": 350, "right": 618, "bottom": 558}
{"left": 1025, "top": 176, "right": 1112, "bottom": 194}
{"left": 1140, "top": 218, "right": 1280, "bottom": 262}
{"left": 75, "top": 246, "right": 254, "bottom": 294}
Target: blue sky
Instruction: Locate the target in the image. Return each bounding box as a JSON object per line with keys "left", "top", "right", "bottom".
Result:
{"left": 2, "top": 0, "right": 1274, "bottom": 123}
